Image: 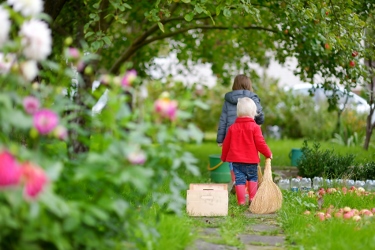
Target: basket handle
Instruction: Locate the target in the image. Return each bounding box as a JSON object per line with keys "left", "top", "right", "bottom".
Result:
{"left": 207, "top": 161, "right": 223, "bottom": 171}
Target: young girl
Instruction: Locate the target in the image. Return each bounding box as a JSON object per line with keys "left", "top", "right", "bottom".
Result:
{"left": 216, "top": 74, "right": 264, "bottom": 185}
{"left": 220, "top": 97, "right": 272, "bottom": 205}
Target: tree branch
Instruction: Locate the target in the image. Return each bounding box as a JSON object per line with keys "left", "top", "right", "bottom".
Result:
{"left": 140, "top": 25, "right": 278, "bottom": 47}
{"left": 109, "top": 24, "right": 278, "bottom": 73}
{"left": 44, "top": 0, "right": 68, "bottom": 21}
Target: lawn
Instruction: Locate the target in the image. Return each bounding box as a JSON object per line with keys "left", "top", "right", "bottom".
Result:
{"left": 184, "top": 136, "right": 373, "bottom": 170}
{"left": 180, "top": 137, "right": 375, "bottom": 249}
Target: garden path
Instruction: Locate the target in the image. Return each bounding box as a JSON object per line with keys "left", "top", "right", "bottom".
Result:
{"left": 187, "top": 213, "right": 285, "bottom": 250}
{"left": 186, "top": 168, "right": 297, "bottom": 250}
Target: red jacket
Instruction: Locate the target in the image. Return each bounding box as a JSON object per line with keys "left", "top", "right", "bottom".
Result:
{"left": 221, "top": 117, "right": 272, "bottom": 163}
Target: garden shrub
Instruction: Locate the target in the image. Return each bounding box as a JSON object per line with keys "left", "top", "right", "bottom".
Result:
{"left": 0, "top": 2, "right": 202, "bottom": 249}
{"left": 297, "top": 140, "right": 356, "bottom": 179}
{"left": 355, "top": 161, "right": 375, "bottom": 180}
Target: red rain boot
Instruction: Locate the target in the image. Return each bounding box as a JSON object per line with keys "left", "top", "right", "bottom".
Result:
{"left": 248, "top": 181, "right": 258, "bottom": 201}
{"left": 235, "top": 185, "right": 246, "bottom": 205}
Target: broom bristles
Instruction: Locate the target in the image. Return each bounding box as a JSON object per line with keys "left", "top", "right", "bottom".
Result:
{"left": 257, "top": 164, "right": 263, "bottom": 186}
{"left": 250, "top": 158, "right": 283, "bottom": 214}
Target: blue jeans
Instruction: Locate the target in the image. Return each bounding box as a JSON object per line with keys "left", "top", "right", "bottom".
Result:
{"left": 229, "top": 162, "right": 233, "bottom": 171}
{"left": 232, "top": 163, "right": 258, "bottom": 185}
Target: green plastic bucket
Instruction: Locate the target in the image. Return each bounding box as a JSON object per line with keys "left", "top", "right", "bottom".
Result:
{"left": 208, "top": 154, "right": 231, "bottom": 183}
{"left": 289, "top": 148, "right": 303, "bottom": 166}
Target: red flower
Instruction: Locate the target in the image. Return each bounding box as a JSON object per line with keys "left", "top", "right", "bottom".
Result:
{"left": 0, "top": 151, "right": 21, "bottom": 187}
{"left": 20, "top": 162, "right": 48, "bottom": 199}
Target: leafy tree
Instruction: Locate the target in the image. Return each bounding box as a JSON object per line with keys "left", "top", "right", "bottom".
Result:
{"left": 41, "top": 0, "right": 375, "bottom": 148}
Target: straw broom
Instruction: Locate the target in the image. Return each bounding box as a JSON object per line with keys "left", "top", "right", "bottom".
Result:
{"left": 250, "top": 158, "right": 283, "bottom": 214}
{"left": 257, "top": 152, "right": 263, "bottom": 186}
{"left": 257, "top": 164, "right": 263, "bottom": 186}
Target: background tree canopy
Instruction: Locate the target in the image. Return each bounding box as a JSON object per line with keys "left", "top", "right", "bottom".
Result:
{"left": 41, "top": 0, "right": 375, "bottom": 147}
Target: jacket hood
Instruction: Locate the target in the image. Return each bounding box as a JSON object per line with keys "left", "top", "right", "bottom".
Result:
{"left": 224, "top": 90, "right": 256, "bottom": 104}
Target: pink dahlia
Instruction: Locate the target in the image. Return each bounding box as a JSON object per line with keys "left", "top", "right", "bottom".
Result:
{"left": 23, "top": 96, "right": 40, "bottom": 114}
{"left": 127, "top": 150, "right": 146, "bottom": 165}
{"left": 54, "top": 125, "right": 68, "bottom": 140}
{"left": 20, "top": 162, "right": 48, "bottom": 199}
{"left": 154, "top": 98, "right": 178, "bottom": 121}
{"left": 121, "top": 69, "right": 137, "bottom": 87}
{"left": 0, "top": 150, "right": 21, "bottom": 187}
{"left": 33, "top": 109, "right": 59, "bottom": 134}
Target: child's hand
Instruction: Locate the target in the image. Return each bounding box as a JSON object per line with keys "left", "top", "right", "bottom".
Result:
{"left": 217, "top": 143, "right": 222, "bottom": 147}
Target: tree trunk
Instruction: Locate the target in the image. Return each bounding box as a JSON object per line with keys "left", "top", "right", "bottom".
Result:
{"left": 363, "top": 59, "right": 375, "bottom": 150}
{"left": 67, "top": 72, "right": 93, "bottom": 158}
{"left": 44, "top": 0, "right": 68, "bottom": 21}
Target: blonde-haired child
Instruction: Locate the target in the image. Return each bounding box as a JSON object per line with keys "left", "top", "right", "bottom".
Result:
{"left": 221, "top": 97, "right": 272, "bottom": 205}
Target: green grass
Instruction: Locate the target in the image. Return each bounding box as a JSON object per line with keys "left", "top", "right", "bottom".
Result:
{"left": 279, "top": 190, "right": 375, "bottom": 249}
{"left": 185, "top": 137, "right": 374, "bottom": 169}
{"left": 180, "top": 138, "right": 375, "bottom": 249}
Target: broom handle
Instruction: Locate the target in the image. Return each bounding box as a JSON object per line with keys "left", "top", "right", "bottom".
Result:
{"left": 263, "top": 158, "right": 272, "bottom": 181}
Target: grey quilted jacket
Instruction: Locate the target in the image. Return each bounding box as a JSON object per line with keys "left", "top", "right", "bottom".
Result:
{"left": 216, "top": 90, "right": 264, "bottom": 143}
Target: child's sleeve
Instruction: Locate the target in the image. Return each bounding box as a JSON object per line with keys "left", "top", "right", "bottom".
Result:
{"left": 253, "top": 125, "right": 272, "bottom": 158}
{"left": 220, "top": 128, "right": 232, "bottom": 162}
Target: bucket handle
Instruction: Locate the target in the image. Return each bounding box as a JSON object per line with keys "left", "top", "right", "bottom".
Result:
{"left": 207, "top": 161, "right": 223, "bottom": 171}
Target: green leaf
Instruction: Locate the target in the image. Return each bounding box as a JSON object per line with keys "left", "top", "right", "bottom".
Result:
{"left": 85, "top": 31, "right": 95, "bottom": 38}
{"left": 184, "top": 13, "right": 194, "bottom": 22}
{"left": 63, "top": 216, "right": 80, "bottom": 232}
{"left": 181, "top": 0, "right": 191, "bottom": 2}
{"left": 223, "top": 8, "right": 231, "bottom": 17}
{"left": 216, "top": 6, "right": 221, "bottom": 16}
{"left": 112, "top": 199, "right": 129, "bottom": 217}
{"left": 158, "top": 22, "right": 165, "bottom": 33}
{"left": 103, "top": 36, "right": 112, "bottom": 46}
{"left": 123, "top": 3, "right": 132, "bottom": 9}
{"left": 195, "top": 5, "right": 203, "bottom": 14}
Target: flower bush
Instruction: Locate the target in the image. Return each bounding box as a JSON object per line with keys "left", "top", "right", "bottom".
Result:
{"left": 0, "top": 1, "right": 202, "bottom": 248}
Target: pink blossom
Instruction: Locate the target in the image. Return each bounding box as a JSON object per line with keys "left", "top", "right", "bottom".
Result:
{"left": 127, "top": 150, "right": 146, "bottom": 165}
{"left": 54, "top": 125, "right": 68, "bottom": 140}
{"left": 100, "top": 74, "right": 111, "bottom": 85}
{"left": 23, "top": 96, "right": 40, "bottom": 114}
{"left": 121, "top": 69, "right": 137, "bottom": 87}
{"left": 0, "top": 151, "right": 21, "bottom": 187}
{"left": 20, "top": 162, "right": 47, "bottom": 199}
{"left": 154, "top": 98, "right": 178, "bottom": 121}
{"left": 33, "top": 109, "right": 59, "bottom": 135}
{"left": 69, "top": 47, "right": 80, "bottom": 58}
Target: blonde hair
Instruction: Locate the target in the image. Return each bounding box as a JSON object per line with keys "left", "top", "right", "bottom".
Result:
{"left": 237, "top": 97, "right": 258, "bottom": 118}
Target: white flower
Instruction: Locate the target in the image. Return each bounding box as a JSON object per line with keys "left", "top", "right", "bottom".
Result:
{"left": 0, "top": 53, "right": 16, "bottom": 74}
{"left": 0, "top": 6, "right": 11, "bottom": 47}
{"left": 7, "top": 0, "right": 43, "bottom": 17}
{"left": 19, "top": 20, "right": 52, "bottom": 61}
{"left": 20, "top": 60, "right": 38, "bottom": 81}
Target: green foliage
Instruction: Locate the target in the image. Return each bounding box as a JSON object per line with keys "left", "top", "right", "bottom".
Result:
{"left": 298, "top": 140, "right": 357, "bottom": 179}
{"left": 0, "top": 5, "right": 204, "bottom": 249}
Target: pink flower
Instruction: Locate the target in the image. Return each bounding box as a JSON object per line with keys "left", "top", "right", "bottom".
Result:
{"left": 68, "top": 47, "right": 80, "bottom": 59}
{"left": 0, "top": 151, "right": 21, "bottom": 187}
{"left": 33, "top": 109, "right": 59, "bottom": 135}
{"left": 20, "top": 162, "right": 47, "bottom": 199}
{"left": 154, "top": 98, "right": 178, "bottom": 121}
{"left": 121, "top": 69, "right": 137, "bottom": 87}
{"left": 23, "top": 96, "right": 40, "bottom": 114}
{"left": 54, "top": 125, "right": 68, "bottom": 140}
{"left": 127, "top": 150, "right": 146, "bottom": 165}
